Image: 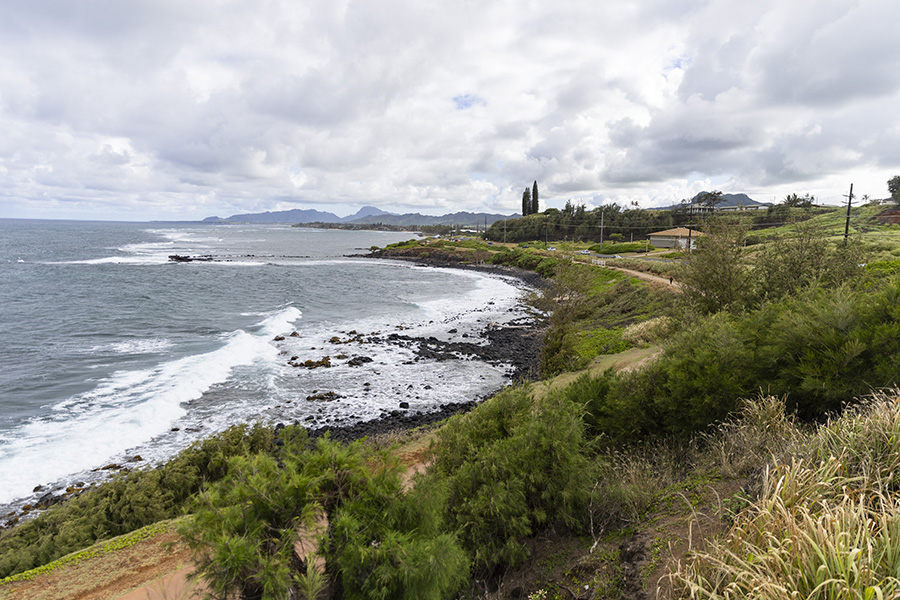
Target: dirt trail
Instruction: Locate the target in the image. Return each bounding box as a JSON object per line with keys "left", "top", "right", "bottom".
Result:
{"left": 606, "top": 264, "right": 681, "bottom": 291}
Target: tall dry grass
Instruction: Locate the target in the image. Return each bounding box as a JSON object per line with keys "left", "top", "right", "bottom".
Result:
{"left": 671, "top": 390, "right": 900, "bottom": 600}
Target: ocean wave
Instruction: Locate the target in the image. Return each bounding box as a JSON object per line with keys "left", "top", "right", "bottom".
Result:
{"left": 0, "top": 308, "right": 301, "bottom": 506}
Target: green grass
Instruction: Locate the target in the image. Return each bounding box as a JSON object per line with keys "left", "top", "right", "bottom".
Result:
{"left": 384, "top": 238, "right": 424, "bottom": 249}
{"left": 588, "top": 242, "right": 649, "bottom": 254}
{"left": 570, "top": 328, "right": 628, "bottom": 365}
{"left": 746, "top": 204, "right": 897, "bottom": 245}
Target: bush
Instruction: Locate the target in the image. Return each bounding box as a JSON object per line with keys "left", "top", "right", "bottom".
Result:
{"left": 427, "top": 387, "right": 596, "bottom": 576}
{"left": 867, "top": 259, "right": 900, "bottom": 277}
{"left": 562, "top": 277, "right": 900, "bottom": 445}
{"left": 383, "top": 239, "right": 421, "bottom": 249}
{"left": 487, "top": 248, "right": 559, "bottom": 277}
{"left": 0, "top": 423, "right": 277, "bottom": 579}
{"left": 180, "top": 435, "right": 468, "bottom": 599}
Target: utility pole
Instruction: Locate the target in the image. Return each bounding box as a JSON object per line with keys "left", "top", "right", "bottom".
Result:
{"left": 687, "top": 203, "right": 693, "bottom": 251}
{"left": 599, "top": 206, "right": 605, "bottom": 250}
{"left": 843, "top": 183, "right": 854, "bottom": 246}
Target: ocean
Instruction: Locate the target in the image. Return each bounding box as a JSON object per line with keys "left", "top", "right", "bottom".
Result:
{"left": 0, "top": 219, "right": 533, "bottom": 513}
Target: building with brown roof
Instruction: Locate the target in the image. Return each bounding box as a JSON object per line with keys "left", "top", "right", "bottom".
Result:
{"left": 647, "top": 227, "right": 704, "bottom": 249}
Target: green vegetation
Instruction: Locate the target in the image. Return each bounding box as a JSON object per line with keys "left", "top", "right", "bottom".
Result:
{"left": 180, "top": 430, "right": 468, "bottom": 600}
{"left": 490, "top": 197, "right": 900, "bottom": 257}
{"left": 382, "top": 238, "right": 423, "bottom": 250}
{"left": 426, "top": 386, "right": 596, "bottom": 577}
{"left": 889, "top": 175, "right": 900, "bottom": 204}
{"left": 522, "top": 181, "right": 540, "bottom": 216}
{"left": 0, "top": 423, "right": 275, "bottom": 579}
{"left": 488, "top": 247, "right": 560, "bottom": 278}
{"left": 178, "top": 386, "right": 603, "bottom": 597}
{"left": 558, "top": 276, "right": 900, "bottom": 444}
{"left": 489, "top": 202, "right": 677, "bottom": 244}
{"left": 587, "top": 241, "right": 648, "bottom": 254}
{"left": 672, "top": 391, "right": 900, "bottom": 599}
{"left": 537, "top": 263, "right": 669, "bottom": 376}
{"left": 0, "top": 520, "right": 174, "bottom": 584}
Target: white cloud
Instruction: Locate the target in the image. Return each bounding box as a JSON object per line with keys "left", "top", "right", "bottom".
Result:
{"left": 1, "top": 0, "right": 899, "bottom": 220}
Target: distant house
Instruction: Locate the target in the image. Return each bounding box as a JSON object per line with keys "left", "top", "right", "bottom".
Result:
{"left": 648, "top": 193, "right": 772, "bottom": 213}
{"left": 647, "top": 227, "right": 704, "bottom": 249}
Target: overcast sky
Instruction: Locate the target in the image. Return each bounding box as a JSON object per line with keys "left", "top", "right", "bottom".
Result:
{"left": 1, "top": 0, "right": 898, "bottom": 221}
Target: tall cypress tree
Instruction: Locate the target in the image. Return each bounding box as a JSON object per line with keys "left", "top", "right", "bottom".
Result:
{"left": 522, "top": 187, "right": 532, "bottom": 216}
{"left": 532, "top": 181, "right": 539, "bottom": 214}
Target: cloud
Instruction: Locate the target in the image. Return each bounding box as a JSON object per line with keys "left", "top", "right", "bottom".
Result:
{"left": 0, "top": 0, "right": 899, "bottom": 220}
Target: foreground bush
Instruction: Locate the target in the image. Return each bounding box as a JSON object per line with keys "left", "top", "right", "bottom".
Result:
{"left": 180, "top": 434, "right": 467, "bottom": 600}
{"left": 0, "top": 423, "right": 275, "bottom": 579}
{"left": 426, "top": 386, "right": 597, "bottom": 577}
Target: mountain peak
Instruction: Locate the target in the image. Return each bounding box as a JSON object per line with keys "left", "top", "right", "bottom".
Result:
{"left": 344, "top": 206, "right": 391, "bottom": 221}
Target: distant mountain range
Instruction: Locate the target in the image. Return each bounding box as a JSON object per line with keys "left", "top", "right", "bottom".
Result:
{"left": 202, "top": 206, "right": 516, "bottom": 227}
{"left": 202, "top": 206, "right": 389, "bottom": 224}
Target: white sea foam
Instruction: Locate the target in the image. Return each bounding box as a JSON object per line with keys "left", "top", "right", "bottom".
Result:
{"left": 143, "top": 229, "right": 221, "bottom": 244}
{"left": 256, "top": 306, "right": 303, "bottom": 337}
{"left": 0, "top": 307, "right": 301, "bottom": 506}
{"left": 86, "top": 339, "right": 175, "bottom": 355}
{"left": 47, "top": 255, "right": 170, "bottom": 265}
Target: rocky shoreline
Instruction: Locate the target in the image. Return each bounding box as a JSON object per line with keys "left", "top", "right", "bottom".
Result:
{"left": 306, "top": 317, "right": 544, "bottom": 442}
{"left": 303, "top": 250, "right": 548, "bottom": 441}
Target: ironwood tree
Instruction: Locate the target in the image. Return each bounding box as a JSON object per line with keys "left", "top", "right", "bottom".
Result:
{"left": 888, "top": 175, "right": 900, "bottom": 204}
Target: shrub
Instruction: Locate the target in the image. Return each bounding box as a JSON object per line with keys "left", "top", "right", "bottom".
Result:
{"left": 867, "top": 259, "right": 900, "bottom": 277}
{"left": 0, "top": 423, "right": 277, "bottom": 579}
{"left": 180, "top": 435, "right": 468, "bottom": 600}
{"left": 752, "top": 223, "right": 869, "bottom": 303}
{"left": 575, "top": 278, "right": 900, "bottom": 444}
{"left": 677, "top": 219, "right": 753, "bottom": 314}
{"left": 637, "top": 313, "right": 757, "bottom": 438}
{"left": 383, "top": 239, "right": 420, "bottom": 249}
{"left": 587, "top": 242, "right": 647, "bottom": 254}
{"left": 427, "top": 387, "right": 596, "bottom": 576}
{"left": 560, "top": 371, "right": 617, "bottom": 440}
